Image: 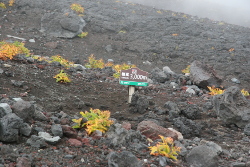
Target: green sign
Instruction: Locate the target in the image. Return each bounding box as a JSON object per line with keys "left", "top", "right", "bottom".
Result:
{"left": 120, "top": 80, "right": 148, "bottom": 86}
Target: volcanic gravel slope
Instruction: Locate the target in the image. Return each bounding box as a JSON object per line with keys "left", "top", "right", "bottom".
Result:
{"left": 0, "top": 0, "right": 250, "bottom": 166}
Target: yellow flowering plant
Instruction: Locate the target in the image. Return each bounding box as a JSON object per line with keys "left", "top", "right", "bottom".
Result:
{"left": 53, "top": 70, "right": 71, "bottom": 83}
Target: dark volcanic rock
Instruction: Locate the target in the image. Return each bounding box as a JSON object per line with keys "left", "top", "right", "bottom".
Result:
{"left": 190, "top": 60, "right": 223, "bottom": 89}
{"left": 212, "top": 86, "right": 250, "bottom": 128}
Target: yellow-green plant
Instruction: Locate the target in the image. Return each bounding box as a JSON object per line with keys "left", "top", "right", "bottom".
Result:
{"left": 207, "top": 86, "right": 225, "bottom": 95}
{"left": 148, "top": 135, "right": 181, "bottom": 161}
{"left": 85, "top": 54, "right": 105, "bottom": 69}
{"left": 181, "top": 65, "right": 190, "bottom": 74}
{"left": 84, "top": 54, "right": 136, "bottom": 78}
{"left": 70, "top": 3, "right": 84, "bottom": 14}
{"left": 72, "top": 108, "right": 114, "bottom": 134}
{"left": 241, "top": 89, "right": 250, "bottom": 96}
{"left": 53, "top": 70, "right": 71, "bottom": 83}
{"left": 78, "top": 32, "right": 88, "bottom": 38}
{"left": 50, "top": 55, "right": 74, "bottom": 68}
{"left": 0, "top": 41, "right": 30, "bottom": 60}
{"left": 0, "top": 2, "right": 6, "bottom": 8}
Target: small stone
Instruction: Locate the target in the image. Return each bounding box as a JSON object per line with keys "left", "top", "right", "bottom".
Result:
{"left": 231, "top": 78, "right": 240, "bottom": 84}
{"left": 29, "top": 39, "right": 35, "bottom": 43}
{"left": 68, "top": 138, "right": 82, "bottom": 147}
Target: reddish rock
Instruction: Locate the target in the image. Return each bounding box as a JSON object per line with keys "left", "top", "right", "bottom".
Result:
{"left": 16, "top": 157, "right": 31, "bottom": 167}
{"left": 68, "top": 138, "right": 82, "bottom": 147}
{"left": 81, "top": 137, "right": 91, "bottom": 146}
{"left": 122, "top": 122, "right": 131, "bottom": 130}
{"left": 61, "top": 125, "right": 78, "bottom": 138}
{"left": 60, "top": 118, "right": 70, "bottom": 125}
{"left": 137, "top": 121, "right": 178, "bottom": 141}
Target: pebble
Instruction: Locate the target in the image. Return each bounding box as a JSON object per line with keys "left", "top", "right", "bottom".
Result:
{"left": 231, "top": 78, "right": 240, "bottom": 84}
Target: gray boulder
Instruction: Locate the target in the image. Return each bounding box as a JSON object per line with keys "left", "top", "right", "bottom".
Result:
{"left": 173, "top": 117, "right": 201, "bottom": 138}
{"left": 38, "top": 132, "right": 61, "bottom": 145}
{"left": 51, "top": 124, "right": 63, "bottom": 137}
{"left": 0, "top": 113, "right": 24, "bottom": 142}
{"left": 212, "top": 86, "right": 250, "bottom": 128}
{"left": 243, "top": 123, "right": 250, "bottom": 136}
{"left": 164, "top": 101, "right": 180, "bottom": 119}
{"left": 150, "top": 67, "right": 170, "bottom": 83}
{"left": 107, "top": 151, "right": 143, "bottom": 167}
{"left": 26, "top": 135, "right": 48, "bottom": 148}
{"left": 104, "top": 123, "right": 146, "bottom": 147}
{"left": 41, "top": 12, "right": 86, "bottom": 38}
{"left": 190, "top": 60, "right": 222, "bottom": 89}
{"left": 0, "top": 103, "right": 12, "bottom": 118}
{"left": 129, "top": 92, "right": 149, "bottom": 114}
{"left": 186, "top": 142, "right": 222, "bottom": 167}
{"left": 12, "top": 99, "right": 35, "bottom": 123}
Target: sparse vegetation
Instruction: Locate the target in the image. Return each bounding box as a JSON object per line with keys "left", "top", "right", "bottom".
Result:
{"left": 53, "top": 70, "right": 71, "bottom": 83}
{"left": 70, "top": 3, "right": 84, "bottom": 14}
{"left": 148, "top": 135, "right": 181, "bottom": 161}
{"left": 207, "top": 86, "right": 225, "bottom": 95}
{"left": 241, "top": 89, "right": 250, "bottom": 96}
{"left": 0, "top": 41, "right": 30, "bottom": 60}
{"left": 181, "top": 65, "right": 190, "bottom": 74}
{"left": 72, "top": 108, "right": 114, "bottom": 134}
{"left": 85, "top": 54, "right": 136, "bottom": 78}
{"left": 78, "top": 32, "right": 88, "bottom": 38}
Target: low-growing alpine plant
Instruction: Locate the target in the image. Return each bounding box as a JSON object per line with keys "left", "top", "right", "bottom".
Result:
{"left": 72, "top": 108, "right": 114, "bottom": 134}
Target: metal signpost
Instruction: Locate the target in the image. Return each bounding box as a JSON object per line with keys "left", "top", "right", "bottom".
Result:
{"left": 119, "top": 67, "right": 148, "bottom": 103}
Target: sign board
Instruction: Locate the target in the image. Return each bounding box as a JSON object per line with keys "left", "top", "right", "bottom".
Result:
{"left": 119, "top": 67, "right": 148, "bottom": 86}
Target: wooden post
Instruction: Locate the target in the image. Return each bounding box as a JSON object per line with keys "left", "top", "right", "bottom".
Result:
{"left": 128, "top": 86, "right": 135, "bottom": 103}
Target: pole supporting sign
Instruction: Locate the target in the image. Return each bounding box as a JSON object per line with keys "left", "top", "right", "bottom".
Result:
{"left": 119, "top": 67, "right": 148, "bottom": 103}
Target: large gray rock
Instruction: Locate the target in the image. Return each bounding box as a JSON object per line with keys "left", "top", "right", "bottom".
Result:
{"left": 12, "top": 99, "right": 35, "bottom": 123}
{"left": 41, "top": 12, "right": 86, "bottom": 38}
{"left": 164, "top": 101, "right": 180, "bottom": 119}
{"left": 129, "top": 92, "right": 149, "bottom": 114}
{"left": 26, "top": 135, "right": 48, "bottom": 148}
{"left": 212, "top": 86, "right": 250, "bottom": 128}
{"left": 107, "top": 151, "right": 143, "bottom": 167}
{"left": 173, "top": 117, "right": 201, "bottom": 138}
{"left": 137, "top": 120, "right": 178, "bottom": 140}
{"left": 104, "top": 123, "right": 146, "bottom": 147}
{"left": 190, "top": 60, "right": 222, "bottom": 89}
{"left": 0, "top": 103, "right": 12, "bottom": 118}
{"left": 0, "top": 113, "right": 24, "bottom": 142}
{"left": 186, "top": 142, "right": 222, "bottom": 167}
{"left": 150, "top": 67, "right": 171, "bottom": 83}
{"left": 51, "top": 124, "right": 63, "bottom": 137}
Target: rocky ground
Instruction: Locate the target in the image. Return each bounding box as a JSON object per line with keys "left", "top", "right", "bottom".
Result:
{"left": 0, "top": 0, "right": 250, "bottom": 166}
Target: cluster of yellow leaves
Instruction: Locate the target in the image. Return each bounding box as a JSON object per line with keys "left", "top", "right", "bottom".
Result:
{"left": 70, "top": 3, "right": 84, "bottom": 14}
{"left": 50, "top": 55, "right": 74, "bottom": 68}
{"left": 53, "top": 70, "right": 71, "bottom": 83}
{"left": 181, "top": 65, "right": 190, "bottom": 74}
{"left": 9, "top": 0, "right": 14, "bottom": 6}
{"left": 0, "top": 2, "right": 6, "bottom": 8}
{"left": 241, "top": 89, "right": 250, "bottom": 96}
{"left": 0, "top": 0, "right": 15, "bottom": 8}
{"left": 207, "top": 86, "right": 225, "bottom": 95}
{"left": 85, "top": 54, "right": 136, "bottom": 78}
{"left": 172, "top": 34, "right": 179, "bottom": 36}
{"left": 0, "top": 41, "right": 30, "bottom": 60}
{"left": 72, "top": 108, "right": 114, "bottom": 134}
{"left": 78, "top": 32, "right": 88, "bottom": 38}
{"left": 148, "top": 135, "right": 181, "bottom": 161}
{"left": 229, "top": 48, "right": 235, "bottom": 52}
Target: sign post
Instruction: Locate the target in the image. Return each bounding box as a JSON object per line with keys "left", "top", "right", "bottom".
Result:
{"left": 119, "top": 67, "right": 148, "bottom": 103}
